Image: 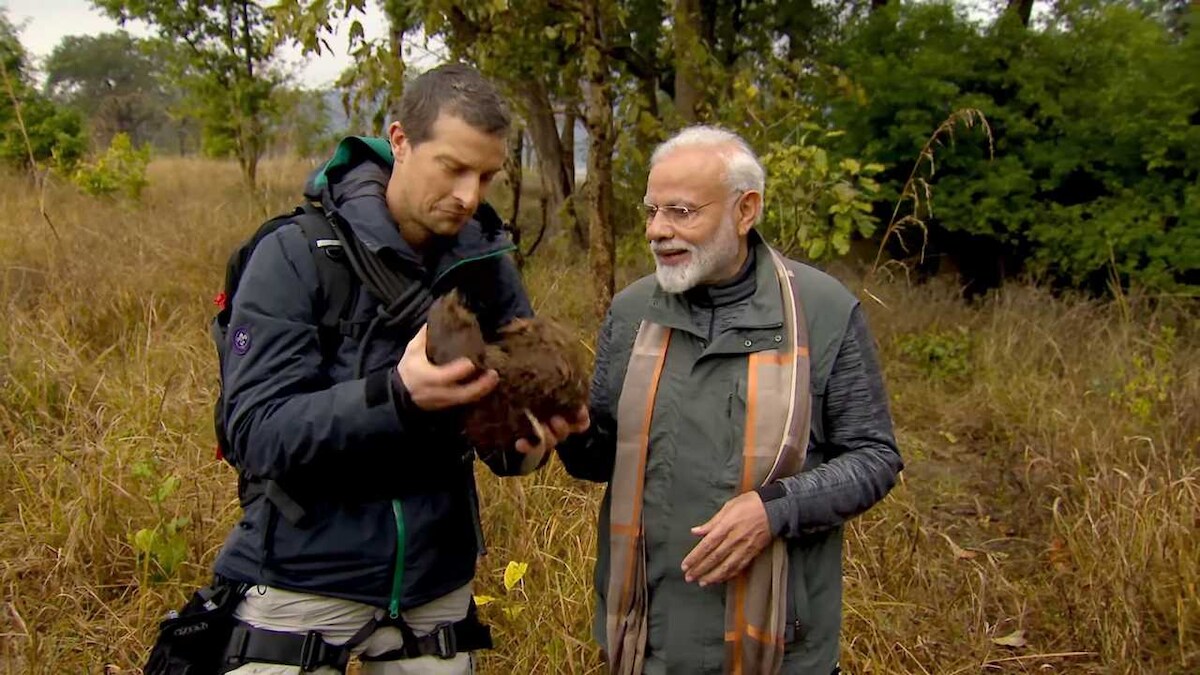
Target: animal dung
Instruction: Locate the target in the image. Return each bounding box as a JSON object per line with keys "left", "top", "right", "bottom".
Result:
{"left": 426, "top": 290, "right": 589, "bottom": 474}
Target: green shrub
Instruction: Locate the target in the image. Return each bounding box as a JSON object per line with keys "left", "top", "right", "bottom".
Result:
{"left": 72, "top": 133, "right": 152, "bottom": 200}
{"left": 896, "top": 326, "right": 973, "bottom": 381}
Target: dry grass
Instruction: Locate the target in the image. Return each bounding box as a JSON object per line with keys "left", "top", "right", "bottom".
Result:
{"left": 1, "top": 158, "right": 1196, "bottom": 674}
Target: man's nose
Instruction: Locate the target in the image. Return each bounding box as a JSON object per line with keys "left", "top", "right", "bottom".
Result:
{"left": 452, "top": 174, "right": 483, "bottom": 213}
{"left": 645, "top": 210, "right": 673, "bottom": 241}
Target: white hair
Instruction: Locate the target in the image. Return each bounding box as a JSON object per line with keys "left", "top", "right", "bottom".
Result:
{"left": 650, "top": 125, "right": 766, "bottom": 196}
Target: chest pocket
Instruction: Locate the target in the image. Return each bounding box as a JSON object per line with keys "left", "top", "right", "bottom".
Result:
{"left": 717, "top": 373, "right": 748, "bottom": 494}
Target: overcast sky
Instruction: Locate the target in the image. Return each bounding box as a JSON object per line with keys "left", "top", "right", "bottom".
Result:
{"left": 1, "top": 0, "right": 406, "bottom": 89}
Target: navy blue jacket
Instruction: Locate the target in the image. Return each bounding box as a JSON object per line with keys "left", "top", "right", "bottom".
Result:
{"left": 213, "top": 138, "right": 531, "bottom": 612}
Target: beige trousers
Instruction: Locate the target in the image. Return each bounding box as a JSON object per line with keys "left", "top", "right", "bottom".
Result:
{"left": 225, "top": 584, "right": 474, "bottom": 675}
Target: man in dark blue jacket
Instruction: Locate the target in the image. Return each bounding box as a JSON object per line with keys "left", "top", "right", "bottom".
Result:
{"left": 211, "top": 64, "right": 584, "bottom": 674}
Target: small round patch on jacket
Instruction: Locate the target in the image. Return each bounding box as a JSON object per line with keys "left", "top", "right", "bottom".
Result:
{"left": 231, "top": 326, "right": 252, "bottom": 355}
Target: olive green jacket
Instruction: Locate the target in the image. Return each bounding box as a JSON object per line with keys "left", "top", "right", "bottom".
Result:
{"left": 558, "top": 233, "right": 902, "bottom": 674}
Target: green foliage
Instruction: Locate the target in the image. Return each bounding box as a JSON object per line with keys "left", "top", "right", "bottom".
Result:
{"left": 94, "top": 1, "right": 284, "bottom": 187}
{"left": 1113, "top": 325, "right": 1177, "bottom": 423}
{"left": 896, "top": 327, "right": 973, "bottom": 381}
{"left": 129, "top": 459, "right": 189, "bottom": 581}
{"left": 0, "top": 12, "right": 88, "bottom": 171}
{"left": 271, "top": 0, "right": 1197, "bottom": 293}
{"left": 760, "top": 131, "right": 882, "bottom": 261}
{"left": 0, "top": 95, "right": 88, "bottom": 171}
{"left": 828, "top": 1, "right": 1199, "bottom": 290}
{"left": 44, "top": 32, "right": 173, "bottom": 148}
{"left": 72, "top": 133, "right": 152, "bottom": 200}
{"left": 474, "top": 560, "right": 531, "bottom": 622}
{"left": 706, "top": 61, "right": 883, "bottom": 261}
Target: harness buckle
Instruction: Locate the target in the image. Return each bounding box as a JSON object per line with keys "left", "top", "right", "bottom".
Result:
{"left": 432, "top": 622, "right": 457, "bottom": 659}
{"left": 299, "top": 630, "right": 326, "bottom": 671}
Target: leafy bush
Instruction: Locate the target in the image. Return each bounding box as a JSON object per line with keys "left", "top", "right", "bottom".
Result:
{"left": 0, "top": 12, "right": 88, "bottom": 171}
{"left": 72, "top": 133, "right": 152, "bottom": 200}
{"left": 827, "top": 2, "right": 1199, "bottom": 291}
{"left": 761, "top": 130, "right": 882, "bottom": 260}
{"left": 896, "top": 327, "right": 973, "bottom": 381}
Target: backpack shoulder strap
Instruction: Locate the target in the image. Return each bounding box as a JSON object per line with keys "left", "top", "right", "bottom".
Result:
{"left": 292, "top": 204, "right": 359, "bottom": 352}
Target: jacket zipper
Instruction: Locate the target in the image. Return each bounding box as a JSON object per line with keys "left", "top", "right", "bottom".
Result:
{"left": 389, "top": 499, "right": 406, "bottom": 618}
{"left": 387, "top": 245, "right": 513, "bottom": 618}
{"left": 431, "top": 244, "right": 517, "bottom": 287}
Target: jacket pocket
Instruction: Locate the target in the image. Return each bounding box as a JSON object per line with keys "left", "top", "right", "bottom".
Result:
{"left": 723, "top": 378, "right": 747, "bottom": 485}
{"left": 785, "top": 540, "right": 812, "bottom": 645}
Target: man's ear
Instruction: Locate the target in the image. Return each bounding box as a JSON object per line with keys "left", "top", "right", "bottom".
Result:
{"left": 388, "top": 121, "right": 408, "bottom": 163}
{"left": 736, "top": 191, "right": 763, "bottom": 235}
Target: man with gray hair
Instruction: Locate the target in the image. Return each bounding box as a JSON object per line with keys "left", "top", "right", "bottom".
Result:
{"left": 558, "top": 125, "right": 903, "bottom": 674}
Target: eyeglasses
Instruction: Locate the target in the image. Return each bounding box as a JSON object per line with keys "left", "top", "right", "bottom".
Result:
{"left": 641, "top": 191, "right": 746, "bottom": 227}
{"left": 639, "top": 201, "right": 716, "bottom": 226}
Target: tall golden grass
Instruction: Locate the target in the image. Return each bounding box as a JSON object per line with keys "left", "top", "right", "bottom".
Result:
{"left": 1, "top": 158, "right": 1196, "bottom": 674}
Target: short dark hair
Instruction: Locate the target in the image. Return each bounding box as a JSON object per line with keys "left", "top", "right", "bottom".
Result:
{"left": 399, "top": 63, "right": 511, "bottom": 146}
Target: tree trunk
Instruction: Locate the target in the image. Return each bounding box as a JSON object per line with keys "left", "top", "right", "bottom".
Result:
{"left": 245, "top": 153, "right": 259, "bottom": 191}
{"left": 582, "top": 0, "right": 616, "bottom": 317}
{"left": 518, "top": 79, "right": 583, "bottom": 248}
{"left": 673, "top": 0, "right": 703, "bottom": 123}
{"left": 504, "top": 125, "right": 525, "bottom": 265}
{"left": 782, "top": 0, "right": 821, "bottom": 62}
{"left": 871, "top": 0, "right": 889, "bottom": 10}
{"left": 561, "top": 103, "right": 576, "bottom": 187}
{"left": 561, "top": 100, "right": 588, "bottom": 246}
{"left": 1006, "top": 0, "right": 1035, "bottom": 27}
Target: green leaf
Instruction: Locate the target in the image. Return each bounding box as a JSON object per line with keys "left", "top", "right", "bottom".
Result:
{"left": 832, "top": 230, "right": 850, "bottom": 255}
{"left": 131, "top": 528, "right": 156, "bottom": 555}
{"left": 856, "top": 216, "right": 877, "bottom": 237}
{"left": 154, "top": 533, "right": 189, "bottom": 577}
{"left": 503, "top": 561, "right": 528, "bottom": 591}
{"left": 839, "top": 158, "right": 861, "bottom": 175}
{"left": 154, "top": 475, "right": 181, "bottom": 503}
{"left": 812, "top": 148, "right": 828, "bottom": 175}
{"left": 831, "top": 183, "right": 856, "bottom": 204}
{"left": 807, "top": 238, "right": 827, "bottom": 260}
{"left": 131, "top": 460, "right": 154, "bottom": 481}
{"left": 473, "top": 595, "right": 497, "bottom": 607}
{"left": 992, "top": 629, "right": 1027, "bottom": 648}
{"left": 501, "top": 605, "right": 526, "bottom": 620}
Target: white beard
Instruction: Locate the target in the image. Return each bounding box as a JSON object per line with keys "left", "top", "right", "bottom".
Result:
{"left": 652, "top": 214, "right": 742, "bottom": 294}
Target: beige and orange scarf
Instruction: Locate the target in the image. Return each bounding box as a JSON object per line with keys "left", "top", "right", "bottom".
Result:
{"left": 606, "top": 248, "right": 811, "bottom": 675}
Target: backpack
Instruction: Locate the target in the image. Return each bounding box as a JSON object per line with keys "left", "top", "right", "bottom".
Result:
{"left": 209, "top": 203, "right": 360, "bottom": 467}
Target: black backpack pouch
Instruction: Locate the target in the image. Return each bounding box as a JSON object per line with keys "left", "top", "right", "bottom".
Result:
{"left": 144, "top": 577, "right": 249, "bottom": 675}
